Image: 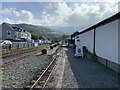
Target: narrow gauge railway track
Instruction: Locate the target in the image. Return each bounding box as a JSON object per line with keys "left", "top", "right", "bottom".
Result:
{"left": 0, "top": 44, "right": 50, "bottom": 68}
{"left": 0, "top": 45, "right": 50, "bottom": 68}
{"left": 1, "top": 47, "right": 39, "bottom": 58}
{"left": 2, "top": 48, "right": 38, "bottom": 63}
{"left": 0, "top": 50, "right": 39, "bottom": 68}
{"left": 25, "top": 47, "right": 62, "bottom": 90}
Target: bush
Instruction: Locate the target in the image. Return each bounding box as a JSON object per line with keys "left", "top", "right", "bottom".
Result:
{"left": 53, "top": 43, "right": 59, "bottom": 47}
{"left": 41, "top": 49, "right": 47, "bottom": 55}
{"left": 91, "top": 52, "right": 97, "bottom": 57}
{"left": 49, "top": 43, "right": 52, "bottom": 45}
{"left": 50, "top": 46, "right": 53, "bottom": 49}
{"left": 83, "top": 46, "right": 90, "bottom": 53}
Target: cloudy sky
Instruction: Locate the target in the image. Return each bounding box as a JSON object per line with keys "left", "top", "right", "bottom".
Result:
{"left": 0, "top": 0, "right": 119, "bottom": 34}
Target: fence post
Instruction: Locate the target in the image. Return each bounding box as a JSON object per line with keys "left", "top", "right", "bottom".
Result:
{"left": 17, "top": 44, "right": 19, "bottom": 49}
{"left": 9, "top": 44, "right": 11, "bottom": 50}
{"left": 23, "top": 44, "right": 25, "bottom": 48}
{"left": 28, "top": 43, "right": 29, "bottom": 48}
{"left": 6, "top": 45, "right": 8, "bottom": 50}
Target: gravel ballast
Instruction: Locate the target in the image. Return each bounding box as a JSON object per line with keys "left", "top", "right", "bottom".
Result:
{"left": 2, "top": 54, "right": 50, "bottom": 88}
{"left": 2, "top": 45, "right": 58, "bottom": 88}
{"left": 45, "top": 47, "right": 78, "bottom": 88}
{"left": 45, "top": 47, "right": 66, "bottom": 88}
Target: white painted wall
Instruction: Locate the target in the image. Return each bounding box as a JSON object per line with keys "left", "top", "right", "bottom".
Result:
{"left": 75, "top": 30, "right": 94, "bottom": 53}
{"left": 75, "top": 35, "right": 80, "bottom": 46}
{"left": 95, "top": 20, "right": 119, "bottom": 64}
{"left": 118, "top": 19, "right": 120, "bottom": 64}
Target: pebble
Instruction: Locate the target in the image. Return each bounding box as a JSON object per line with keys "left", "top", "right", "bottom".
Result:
{"left": 2, "top": 51, "right": 53, "bottom": 88}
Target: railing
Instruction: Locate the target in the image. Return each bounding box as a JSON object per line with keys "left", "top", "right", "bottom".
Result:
{"left": 0, "top": 43, "right": 34, "bottom": 51}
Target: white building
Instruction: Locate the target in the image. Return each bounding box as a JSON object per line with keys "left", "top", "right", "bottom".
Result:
{"left": 74, "top": 12, "right": 120, "bottom": 72}
{"left": 12, "top": 26, "right": 31, "bottom": 41}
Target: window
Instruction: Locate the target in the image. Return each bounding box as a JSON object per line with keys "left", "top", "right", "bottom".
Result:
{"left": 7, "top": 31, "right": 11, "bottom": 38}
{"left": 76, "top": 36, "right": 79, "bottom": 38}
{"left": 77, "top": 39, "right": 80, "bottom": 42}
{"left": 7, "top": 31, "right": 11, "bottom": 35}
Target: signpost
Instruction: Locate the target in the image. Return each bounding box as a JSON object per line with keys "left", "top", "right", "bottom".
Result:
{"left": 74, "top": 46, "right": 83, "bottom": 57}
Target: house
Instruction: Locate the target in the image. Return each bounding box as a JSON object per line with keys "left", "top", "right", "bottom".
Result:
{"left": 0, "top": 23, "right": 31, "bottom": 41}
{"left": 12, "top": 26, "right": 31, "bottom": 41}
{"left": 74, "top": 12, "right": 120, "bottom": 72}
{"left": 1, "top": 23, "right": 16, "bottom": 41}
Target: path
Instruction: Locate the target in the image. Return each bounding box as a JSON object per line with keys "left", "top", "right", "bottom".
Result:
{"left": 62, "top": 47, "right": 120, "bottom": 88}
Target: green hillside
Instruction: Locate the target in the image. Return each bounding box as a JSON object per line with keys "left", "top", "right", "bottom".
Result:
{"left": 14, "top": 23, "right": 63, "bottom": 40}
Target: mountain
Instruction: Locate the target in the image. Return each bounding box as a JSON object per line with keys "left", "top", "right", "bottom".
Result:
{"left": 13, "top": 23, "right": 64, "bottom": 40}
{"left": 47, "top": 26, "right": 81, "bottom": 35}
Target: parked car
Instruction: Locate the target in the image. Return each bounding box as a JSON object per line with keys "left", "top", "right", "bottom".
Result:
{"left": 0, "top": 40, "right": 12, "bottom": 46}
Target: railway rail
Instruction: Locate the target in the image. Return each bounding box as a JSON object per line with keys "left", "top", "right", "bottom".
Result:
{"left": 0, "top": 45, "right": 50, "bottom": 68}
{"left": 1, "top": 43, "right": 55, "bottom": 58}
{"left": 25, "top": 47, "right": 62, "bottom": 89}
{"left": 1, "top": 46, "right": 41, "bottom": 58}
{"left": 0, "top": 49, "right": 40, "bottom": 68}
{"left": 0, "top": 44, "right": 60, "bottom": 68}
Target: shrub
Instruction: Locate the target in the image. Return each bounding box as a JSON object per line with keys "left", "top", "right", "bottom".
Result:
{"left": 50, "top": 46, "right": 53, "bottom": 49}
{"left": 41, "top": 49, "right": 47, "bottom": 55}
{"left": 83, "top": 46, "right": 89, "bottom": 53}
{"left": 91, "top": 52, "right": 97, "bottom": 61}
{"left": 91, "top": 52, "right": 97, "bottom": 57}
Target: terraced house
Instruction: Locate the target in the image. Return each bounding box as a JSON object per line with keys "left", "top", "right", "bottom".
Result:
{"left": 74, "top": 12, "right": 120, "bottom": 72}
{"left": 0, "top": 23, "right": 31, "bottom": 41}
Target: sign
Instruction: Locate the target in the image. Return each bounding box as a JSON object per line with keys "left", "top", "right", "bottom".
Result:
{"left": 78, "top": 48, "right": 81, "bottom": 53}
{"left": 74, "top": 46, "right": 83, "bottom": 57}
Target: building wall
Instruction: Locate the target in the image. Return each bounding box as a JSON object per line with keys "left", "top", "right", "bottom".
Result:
{"left": 118, "top": 19, "right": 120, "bottom": 65}
{"left": 0, "top": 25, "right": 2, "bottom": 40}
{"left": 95, "top": 20, "right": 119, "bottom": 64}
{"left": 1, "top": 23, "right": 31, "bottom": 41}
{"left": 2, "top": 23, "right": 16, "bottom": 40}
{"left": 77, "top": 30, "right": 94, "bottom": 53}
{"left": 26, "top": 32, "right": 31, "bottom": 40}
{"left": 75, "top": 35, "right": 80, "bottom": 46}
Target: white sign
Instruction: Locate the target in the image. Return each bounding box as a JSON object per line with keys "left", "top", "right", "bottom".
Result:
{"left": 74, "top": 46, "right": 83, "bottom": 57}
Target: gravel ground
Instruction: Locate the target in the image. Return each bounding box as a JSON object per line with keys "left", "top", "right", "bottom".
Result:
{"left": 63, "top": 47, "right": 120, "bottom": 88}
{"left": 45, "top": 47, "right": 78, "bottom": 89}
{"left": 3, "top": 46, "right": 119, "bottom": 89}
{"left": 2, "top": 44, "right": 49, "bottom": 63}
{"left": 62, "top": 48, "right": 78, "bottom": 88}
{"left": 2, "top": 50, "right": 36, "bottom": 63}
{"left": 1, "top": 45, "right": 58, "bottom": 88}
{"left": 45, "top": 47, "right": 67, "bottom": 88}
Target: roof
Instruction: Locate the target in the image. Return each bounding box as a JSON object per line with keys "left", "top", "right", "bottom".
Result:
{"left": 71, "top": 31, "right": 79, "bottom": 38}
{"left": 75, "top": 12, "right": 120, "bottom": 36}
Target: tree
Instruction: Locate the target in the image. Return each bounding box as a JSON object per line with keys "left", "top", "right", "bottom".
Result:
{"left": 31, "top": 33, "right": 38, "bottom": 40}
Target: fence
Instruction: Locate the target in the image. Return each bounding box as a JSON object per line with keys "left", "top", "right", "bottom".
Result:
{"left": 1, "top": 42, "right": 34, "bottom": 51}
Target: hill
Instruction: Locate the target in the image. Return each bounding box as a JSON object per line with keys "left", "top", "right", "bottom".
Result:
{"left": 13, "top": 23, "right": 64, "bottom": 40}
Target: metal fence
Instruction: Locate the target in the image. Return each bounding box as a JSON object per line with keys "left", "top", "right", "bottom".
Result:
{"left": 1, "top": 42, "right": 34, "bottom": 51}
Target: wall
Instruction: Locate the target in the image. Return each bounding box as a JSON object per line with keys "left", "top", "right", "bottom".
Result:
{"left": 2, "top": 23, "right": 16, "bottom": 40}
{"left": 95, "top": 20, "right": 119, "bottom": 64}
{"left": 0, "top": 25, "right": 2, "bottom": 40}
{"left": 75, "top": 35, "right": 80, "bottom": 46}
{"left": 78, "top": 30, "right": 94, "bottom": 53}
{"left": 118, "top": 19, "right": 120, "bottom": 65}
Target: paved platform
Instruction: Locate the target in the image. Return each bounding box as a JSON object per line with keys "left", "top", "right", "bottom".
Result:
{"left": 62, "top": 47, "right": 120, "bottom": 88}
